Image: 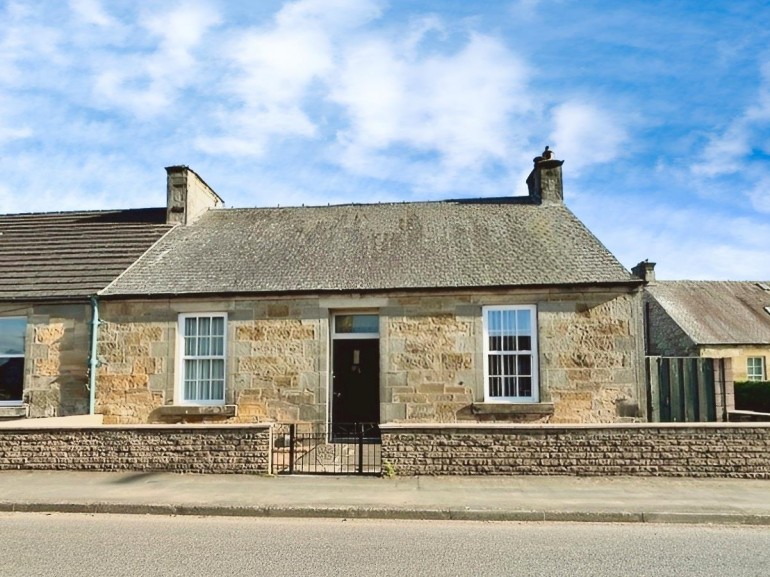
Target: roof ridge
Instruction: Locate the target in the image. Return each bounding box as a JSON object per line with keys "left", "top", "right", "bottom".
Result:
{"left": 208, "top": 195, "right": 541, "bottom": 212}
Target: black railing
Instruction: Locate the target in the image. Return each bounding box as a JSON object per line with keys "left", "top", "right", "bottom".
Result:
{"left": 272, "top": 422, "right": 381, "bottom": 475}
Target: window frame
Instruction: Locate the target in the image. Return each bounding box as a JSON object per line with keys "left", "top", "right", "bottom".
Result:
{"left": 747, "top": 357, "right": 766, "bottom": 382}
{"left": 482, "top": 305, "right": 539, "bottom": 403}
{"left": 0, "top": 316, "right": 26, "bottom": 406}
{"left": 176, "top": 313, "right": 228, "bottom": 406}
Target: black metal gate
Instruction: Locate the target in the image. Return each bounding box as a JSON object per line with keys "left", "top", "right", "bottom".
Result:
{"left": 272, "top": 423, "right": 381, "bottom": 475}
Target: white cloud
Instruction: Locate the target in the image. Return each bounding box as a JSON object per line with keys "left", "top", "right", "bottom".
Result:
{"left": 572, "top": 192, "right": 770, "bottom": 281}
{"left": 329, "top": 31, "right": 533, "bottom": 187}
{"left": 195, "top": 0, "right": 381, "bottom": 156}
{"left": 91, "top": 2, "right": 221, "bottom": 117}
{"left": 748, "top": 175, "right": 770, "bottom": 214}
{"left": 69, "top": 0, "right": 116, "bottom": 27}
{"left": 548, "top": 101, "right": 628, "bottom": 174}
{"left": 0, "top": 2, "right": 65, "bottom": 85}
{"left": 691, "top": 56, "right": 770, "bottom": 211}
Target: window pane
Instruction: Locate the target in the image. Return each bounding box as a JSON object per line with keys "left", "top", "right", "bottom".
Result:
{"left": 212, "top": 316, "right": 225, "bottom": 336}
{"left": 211, "top": 360, "right": 225, "bottom": 400}
{"left": 489, "top": 376, "right": 501, "bottom": 397}
{"left": 0, "top": 318, "right": 25, "bottom": 355}
{"left": 335, "top": 314, "right": 378, "bottom": 334}
{"left": 184, "top": 360, "right": 197, "bottom": 400}
{"left": 488, "top": 310, "right": 501, "bottom": 333}
{"left": 489, "top": 335, "right": 501, "bottom": 351}
{"left": 516, "top": 310, "right": 531, "bottom": 334}
{"left": 518, "top": 355, "right": 532, "bottom": 377}
{"left": 0, "top": 358, "right": 24, "bottom": 401}
{"left": 502, "top": 335, "right": 515, "bottom": 351}
{"left": 184, "top": 318, "right": 197, "bottom": 337}
{"left": 198, "top": 334, "right": 210, "bottom": 356}
{"left": 197, "top": 318, "right": 211, "bottom": 355}
{"left": 518, "top": 376, "right": 532, "bottom": 397}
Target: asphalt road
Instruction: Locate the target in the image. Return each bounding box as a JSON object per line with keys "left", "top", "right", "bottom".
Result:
{"left": 2, "top": 513, "right": 770, "bottom": 577}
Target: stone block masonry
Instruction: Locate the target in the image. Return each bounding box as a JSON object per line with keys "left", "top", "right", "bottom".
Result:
{"left": 380, "top": 423, "right": 770, "bottom": 478}
{"left": 0, "top": 425, "right": 271, "bottom": 474}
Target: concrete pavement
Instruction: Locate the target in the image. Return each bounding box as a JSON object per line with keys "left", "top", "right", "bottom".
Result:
{"left": 1, "top": 470, "right": 769, "bottom": 524}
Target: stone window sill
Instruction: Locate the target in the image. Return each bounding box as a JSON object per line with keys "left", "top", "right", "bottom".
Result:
{"left": 0, "top": 405, "right": 27, "bottom": 418}
{"left": 157, "top": 405, "right": 237, "bottom": 418}
{"left": 470, "top": 403, "right": 554, "bottom": 416}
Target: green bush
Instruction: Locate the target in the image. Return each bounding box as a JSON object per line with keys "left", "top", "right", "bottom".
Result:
{"left": 735, "top": 381, "right": 770, "bottom": 413}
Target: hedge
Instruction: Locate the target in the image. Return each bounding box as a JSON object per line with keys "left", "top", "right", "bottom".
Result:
{"left": 735, "top": 381, "right": 770, "bottom": 413}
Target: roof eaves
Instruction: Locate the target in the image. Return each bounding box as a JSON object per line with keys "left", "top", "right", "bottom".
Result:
{"left": 98, "top": 279, "right": 643, "bottom": 301}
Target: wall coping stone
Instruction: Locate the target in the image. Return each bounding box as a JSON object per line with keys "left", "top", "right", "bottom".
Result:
{"left": 0, "top": 423, "right": 273, "bottom": 432}
{"left": 380, "top": 421, "right": 770, "bottom": 431}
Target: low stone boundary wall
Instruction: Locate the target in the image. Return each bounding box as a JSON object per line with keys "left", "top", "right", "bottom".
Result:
{"left": 0, "top": 425, "right": 272, "bottom": 474}
{"left": 380, "top": 423, "right": 770, "bottom": 478}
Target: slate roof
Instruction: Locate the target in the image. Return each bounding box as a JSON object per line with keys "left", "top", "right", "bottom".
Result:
{"left": 0, "top": 208, "right": 174, "bottom": 300}
{"left": 101, "top": 198, "right": 636, "bottom": 297}
{"left": 646, "top": 281, "right": 770, "bottom": 345}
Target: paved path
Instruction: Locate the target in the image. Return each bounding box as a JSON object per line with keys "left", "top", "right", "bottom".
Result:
{"left": 1, "top": 471, "right": 769, "bottom": 524}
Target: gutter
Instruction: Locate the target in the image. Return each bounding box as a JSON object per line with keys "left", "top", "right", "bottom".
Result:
{"left": 88, "top": 295, "right": 100, "bottom": 415}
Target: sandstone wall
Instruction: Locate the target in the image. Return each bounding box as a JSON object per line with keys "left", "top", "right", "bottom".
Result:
{"left": 381, "top": 289, "right": 644, "bottom": 424}
{"left": 96, "top": 299, "right": 325, "bottom": 424}
{"left": 96, "top": 287, "right": 644, "bottom": 425}
{"left": 0, "top": 425, "right": 271, "bottom": 474}
{"left": 539, "top": 295, "right": 645, "bottom": 423}
{"left": 0, "top": 302, "right": 91, "bottom": 418}
{"left": 380, "top": 423, "right": 770, "bottom": 477}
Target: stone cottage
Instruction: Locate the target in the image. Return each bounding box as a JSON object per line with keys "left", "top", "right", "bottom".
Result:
{"left": 634, "top": 261, "right": 770, "bottom": 382}
{"left": 94, "top": 151, "right": 647, "bottom": 428}
{"left": 0, "top": 207, "right": 179, "bottom": 419}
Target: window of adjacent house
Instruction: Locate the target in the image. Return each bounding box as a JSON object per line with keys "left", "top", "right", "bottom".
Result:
{"left": 482, "top": 305, "right": 538, "bottom": 402}
{"left": 179, "top": 313, "right": 226, "bottom": 404}
{"left": 747, "top": 357, "right": 766, "bottom": 382}
{"left": 0, "top": 318, "right": 26, "bottom": 404}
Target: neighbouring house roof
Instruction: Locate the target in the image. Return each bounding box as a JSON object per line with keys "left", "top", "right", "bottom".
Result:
{"left": 0, "top": 208, "right": 174, "bottom": 300}
{"left": 101, "top": 198, "right": 637, "bottom": 297}
{"left": 646, "top": 281, "right": 770, "bottom": 345}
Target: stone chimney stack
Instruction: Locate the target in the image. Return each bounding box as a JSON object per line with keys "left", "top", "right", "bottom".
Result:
{"left": 165, "top": 166, "right": 224, "bottom": 225}
{"left": 527, "top": 146, "right": 564, "bottom": 204}
{"left": 632, "top": 260, "right": 657, "bottom": 284}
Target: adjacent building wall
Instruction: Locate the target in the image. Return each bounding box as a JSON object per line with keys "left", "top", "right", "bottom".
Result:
{"left": 699, "top": 346, "right": 770, "bottom": 382}
{"left": 643, "top": 293, "right": 696, "bottom": 356}
{"left": 96, "top": 286, "right": 645, "bottom": 425}
{"left": 0, "top": 302, "right": 91, "bottom": 419}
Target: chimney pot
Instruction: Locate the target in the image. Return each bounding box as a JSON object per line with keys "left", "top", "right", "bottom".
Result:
{"left": 632, "top": 260, "right": 657, "bottom": 284}
{"left": 526, "top": 146, "right": 564, "bottom": 204}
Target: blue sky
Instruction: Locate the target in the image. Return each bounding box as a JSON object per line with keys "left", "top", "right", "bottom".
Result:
{"left": 1, "top": 0, "right": 768, "bottom": 280}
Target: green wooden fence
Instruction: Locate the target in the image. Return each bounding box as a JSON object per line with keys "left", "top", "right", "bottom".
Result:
{"left": 646, "top": 357, "right": 722, "bottom": 422}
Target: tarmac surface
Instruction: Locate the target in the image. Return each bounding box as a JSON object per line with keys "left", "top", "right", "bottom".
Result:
{"left": 1, "top": 470, "right": 769, "bottom": 525}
